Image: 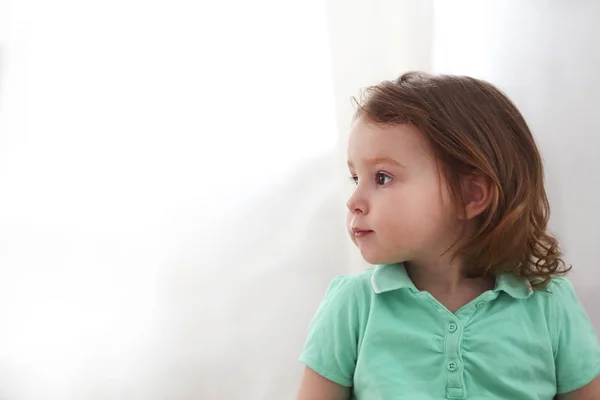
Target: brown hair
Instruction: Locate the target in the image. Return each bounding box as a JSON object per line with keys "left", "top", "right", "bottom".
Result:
{"left": 352, "top": 71, "right": 569, "bottom": 287}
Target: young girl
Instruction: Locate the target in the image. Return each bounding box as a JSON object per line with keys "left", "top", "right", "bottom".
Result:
{"left": 297, "top": 72, "right": 600, "bottom": 399}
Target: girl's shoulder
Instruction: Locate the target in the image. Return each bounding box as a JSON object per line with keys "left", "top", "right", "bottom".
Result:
{"left": 523, "top": 275, "right": 587, "bottom": 320}
{"left": 529, "top": 275, "right": 581, "bottom": 304}
{"left": 533, "top": 275, "right": 600, "bottom": 393}
{"left": 321, "top": 267, "right": 377, "bottom": 304}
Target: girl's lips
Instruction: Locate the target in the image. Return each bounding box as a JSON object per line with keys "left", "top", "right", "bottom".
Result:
{"left": 353, "top": 229, "right": 374, "bottom": 238}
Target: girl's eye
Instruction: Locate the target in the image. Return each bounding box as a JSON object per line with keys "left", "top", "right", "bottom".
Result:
{"left": 350, "top": 176, "right": 358, "bottom": 185}
{"left": 376, "top": 172, "right": 392, "bottom": 185}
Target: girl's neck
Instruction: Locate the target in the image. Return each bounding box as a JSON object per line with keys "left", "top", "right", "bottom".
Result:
{"left": 405, "top": 258, "right": 495, "bottom": 313}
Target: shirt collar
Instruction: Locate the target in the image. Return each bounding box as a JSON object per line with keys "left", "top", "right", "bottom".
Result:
{"left": 371, "top": 263, "right": 533, "bottom": 299}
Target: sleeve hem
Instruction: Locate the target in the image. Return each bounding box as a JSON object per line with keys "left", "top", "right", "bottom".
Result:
{"left": 299, "top": 355, "right": 353, "bottom": 388}
{"left": 556, "top": 358, "right": 600, "bottom": 394}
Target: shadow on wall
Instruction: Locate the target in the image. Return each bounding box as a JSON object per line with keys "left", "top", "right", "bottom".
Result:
{"left": 140, "top": 150, "right": 361, "bottom": 399}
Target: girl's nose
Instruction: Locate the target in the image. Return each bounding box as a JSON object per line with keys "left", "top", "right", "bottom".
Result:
{"left": 347, "top": 192, "right": 367, "bottom": 215}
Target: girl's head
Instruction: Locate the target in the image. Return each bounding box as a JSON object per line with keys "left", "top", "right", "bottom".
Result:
{"left": 346, "top": 71, "right": 568, "bottom": 286}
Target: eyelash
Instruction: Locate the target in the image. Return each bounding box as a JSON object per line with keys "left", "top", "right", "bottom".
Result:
{"left": 350, "top": 172, "right": 393, "bottom": 186}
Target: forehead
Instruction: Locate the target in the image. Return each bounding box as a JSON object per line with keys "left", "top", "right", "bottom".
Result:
{"left": 347, "top": 119, "right": 432, "bottom": 165}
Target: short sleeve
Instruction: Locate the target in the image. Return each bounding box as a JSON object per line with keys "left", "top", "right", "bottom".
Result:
{"left": 299, "top": 275, "right": 359, "bottom": 387}
{"left": 551, "top": 277, "right": 600, "bottom": 394}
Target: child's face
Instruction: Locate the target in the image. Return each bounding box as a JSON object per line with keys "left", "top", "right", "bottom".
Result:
{"left": 346, "top": 119, "right": 458, "bottom": 265}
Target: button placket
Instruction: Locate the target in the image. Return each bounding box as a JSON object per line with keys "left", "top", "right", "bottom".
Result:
{"left": 445, "top": 294, "right": 494, "bottom": 399}
{"left": 444, "top": 318, "right": 465, "bottom": 399}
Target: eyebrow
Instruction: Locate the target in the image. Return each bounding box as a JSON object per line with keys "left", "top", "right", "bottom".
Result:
{"left": 347, "top": 157, "right": 406, "bottom": 169}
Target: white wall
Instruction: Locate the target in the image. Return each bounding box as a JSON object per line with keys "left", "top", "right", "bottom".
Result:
{"left": 0, "top": 0, "right": 340, "bottom": 398}
{"left": 433, "top": 0, "right": 600, "bottom": 331}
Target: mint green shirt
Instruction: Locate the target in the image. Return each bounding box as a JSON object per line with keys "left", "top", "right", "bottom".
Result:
{"left": 300, "top": 263, "right": 600, "bottom": 399}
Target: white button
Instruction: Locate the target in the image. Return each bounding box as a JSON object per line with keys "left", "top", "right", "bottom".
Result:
{"left": 448, "top": 323, "right": 457, "bottom": 332}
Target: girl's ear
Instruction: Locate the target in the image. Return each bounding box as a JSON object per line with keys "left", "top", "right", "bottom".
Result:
{"left": 460, "top": 174, "right": 493, "bottom": 220}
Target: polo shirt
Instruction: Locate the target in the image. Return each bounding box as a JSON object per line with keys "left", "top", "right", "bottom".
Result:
{"left": 300, "top": 263, "right": 600, "bottom": 399}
